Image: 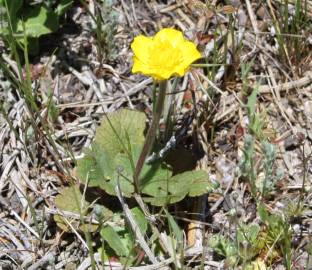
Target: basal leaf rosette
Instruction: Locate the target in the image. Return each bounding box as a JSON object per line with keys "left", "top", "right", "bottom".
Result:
{"left": 131, "top": 28, "right": 201, "bottom": 80}
{"left": 75, "top": 109, "right": 217, "bottom": 205}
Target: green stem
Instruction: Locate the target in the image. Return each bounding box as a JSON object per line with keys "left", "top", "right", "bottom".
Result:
{"left": 133, "top": 80, "right": 167, "bottom": 193}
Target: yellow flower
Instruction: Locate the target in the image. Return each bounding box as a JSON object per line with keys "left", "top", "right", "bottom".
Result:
{"left": 131, "top": 28, "right": 201, "bottom": 80}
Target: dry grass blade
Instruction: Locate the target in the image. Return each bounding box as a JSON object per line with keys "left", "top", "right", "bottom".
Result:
{"left": 115, "top": 182, "right": 158, "bottom": 264}
{"left": 258, "top": 71, "right": 312, "bottom": 93}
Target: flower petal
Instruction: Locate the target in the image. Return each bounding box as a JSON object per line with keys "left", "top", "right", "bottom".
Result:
{"left": 172, "top": 42, "right": 201, "bottom": 76}
{"left": 172, "top": 66, "right": 188, "bottom": 77}
{"left": 151, "top": 68, "right": 172, "bottom": 80}
{"left": 180, "top": 41, "right": 202, "bottom": 65}
{"left": 131, "top": 28, "right": 201, "bottom": 80}
{"left": 131, "top": 35, "right": 153, "bottom": 63}
{"left": 149, "top": 72, "right": 168, "bottom": 81}
{"left": 132, "top": 56, "right": 168, "bottom": 80}
{"left": 132, "top": 56, "right": 150, "bottom": 74}
{"left": 154, "top": 28, "right": 184, "bottom": 47}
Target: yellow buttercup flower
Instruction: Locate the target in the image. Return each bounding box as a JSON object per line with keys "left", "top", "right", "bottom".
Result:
{"left": 131, "top": 28, "right": 201, "bottom": 80}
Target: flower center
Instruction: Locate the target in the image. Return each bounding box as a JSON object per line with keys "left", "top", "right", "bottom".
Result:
{"left": 149, "top": 42, "right": 182, "bottom": 69}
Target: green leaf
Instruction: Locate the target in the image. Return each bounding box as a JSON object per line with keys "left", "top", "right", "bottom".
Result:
{"left": 257, "top": 202, "right": 269, "bottom": 223}
{"left": 142, "top": 170, "right": 215, "bottom": 206}
{"left": 76, "top": 109, "right": 173, "bottom": 198}
{"left": 248, "top": 224, "right": 261, "bottom": 243}
{"left": 47, "top": 90, "right": 60, "bottom": 122}
{"left": 170, "top": 170, "right": 214, "bottom": 197}
{"left": 101, "top": 225, "right": 129, "bottom": 257}
{"left": 93, "top": 204, "right": 113, "bottom": 221}
{"left": 166, "top": 210, "right": 183, "bottom": 243}
{"left": 236, "top": 223, "right": 263, "bottom": 260}
{"left": 247, "top": 87, "right": 258, "bottom": 117}
{"left": 143, "top": 194, "right": 185, "bottom": 206}
{"left": 140, "top": 163, "right": 173, "bottom": 197}
{"left": 94, "top": 109, "right": 146, "bottom": 159}
{"left": 55, "top": 0, "right": 73, "bottom": 16}
{"left": 55, "top": 185, "right": 88, "bottom": 214}
{"left": 76, "top": 109, "right": 216, "bottom": 206}
{"left": 76, "top": 144, "right": 136, "bottom": 197}
{"left": 237, "top": 224, "right": 260, "bottom": 243}
{"left": 209, "top": 234, "right": 237, "bottom": 258}
{"left": 54, "top": 185, "right": 91, "bottom": 232}
{"left": 184, "top": 170, "right": 217, "bottom": 196}
{"left": 77, "top": 145, "right": 125, "bottom": 193}
{"left": 130, "top": 207, "right": 147, "bottom": 235}
{"left": 17, "top": 6, "right": 58, "bottom": 38}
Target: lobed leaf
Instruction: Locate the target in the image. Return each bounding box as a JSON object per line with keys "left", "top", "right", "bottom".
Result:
{"left": 142, "top": 170, "right": 215, "bottom": 206}
{"left": 17, "top": 6, "right": 58, "bottom": 38}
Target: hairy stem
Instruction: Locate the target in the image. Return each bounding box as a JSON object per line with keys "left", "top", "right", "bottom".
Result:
{"left": 133, "top": 80, "right": 167, "bottom": 193}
